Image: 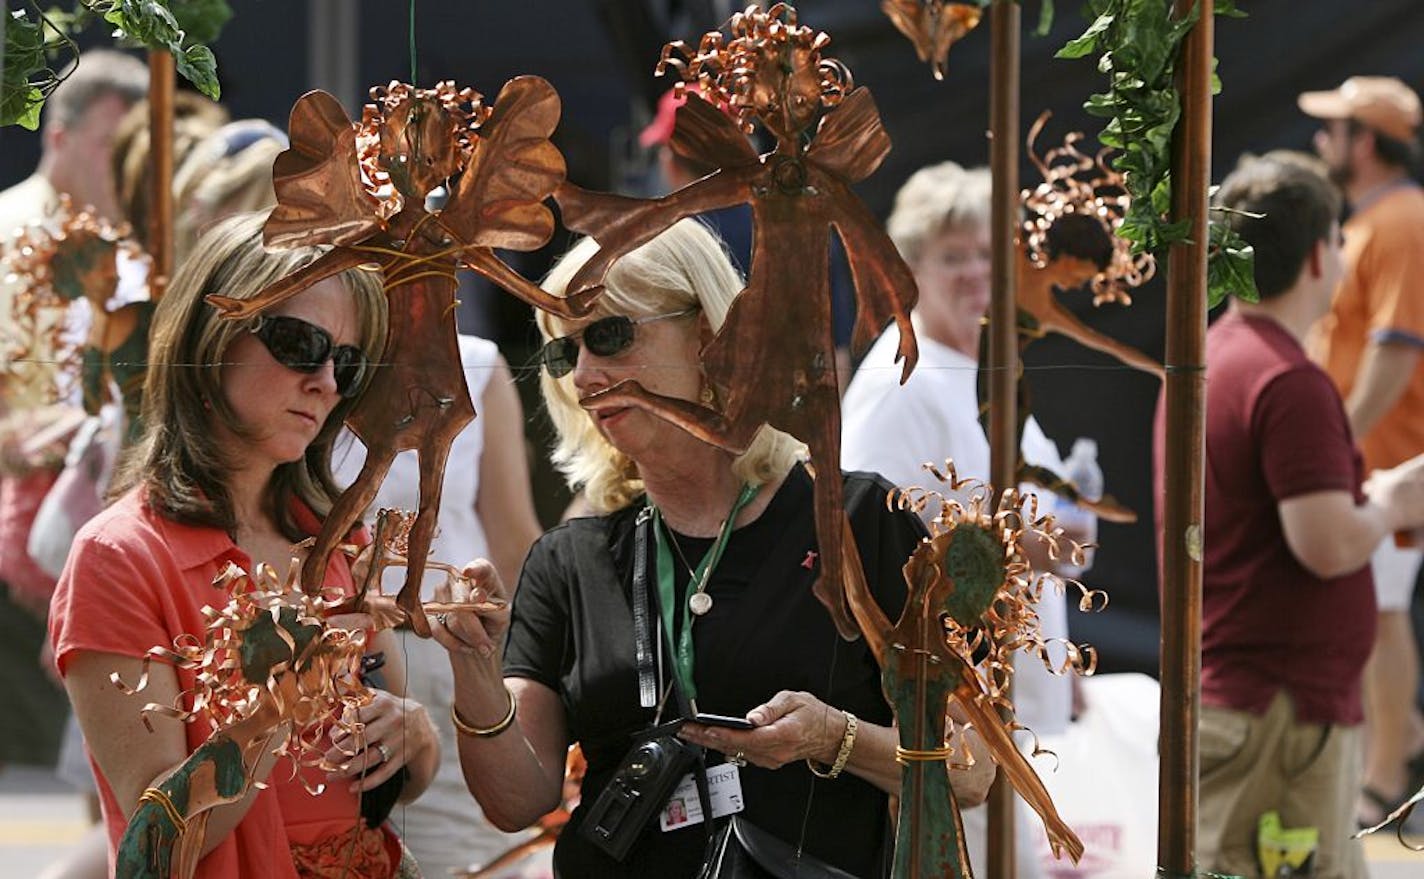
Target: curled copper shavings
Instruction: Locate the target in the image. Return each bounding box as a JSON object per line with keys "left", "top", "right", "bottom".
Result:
{"left": 110, "top": 559, "right": 373, "bottom": 791}
{"left": 891, "top": 463, "right": 1106, "bottom": 746}
{"left": 656, "top": 3, "right": 853, "bottom": 139}
{"left": 1021, "top": 113, "right": 1156, "bottom": 306}
{"left": 356, "top": 80, "right": 490, "bottom": 220}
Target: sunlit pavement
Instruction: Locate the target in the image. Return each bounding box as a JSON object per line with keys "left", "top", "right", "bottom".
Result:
{"left": 2, "top": 764, "right": 1421, "bottom": 878}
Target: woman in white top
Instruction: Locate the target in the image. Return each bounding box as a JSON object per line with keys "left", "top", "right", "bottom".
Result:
{"left": 334, "top": 334, "right": 543, "bottom": 877}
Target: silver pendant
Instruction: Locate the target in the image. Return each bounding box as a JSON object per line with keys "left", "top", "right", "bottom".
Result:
{"left": 689, "top": 591, "right": 713, "bottom": 616}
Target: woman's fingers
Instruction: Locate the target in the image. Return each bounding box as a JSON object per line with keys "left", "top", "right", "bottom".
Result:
{"left": 680, "top": 691, "right": 836, "bottom": 768}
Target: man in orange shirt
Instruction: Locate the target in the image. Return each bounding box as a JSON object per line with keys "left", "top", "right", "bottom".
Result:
{"left": 1300, "top": 75, "right": 1424, "bottom": 825}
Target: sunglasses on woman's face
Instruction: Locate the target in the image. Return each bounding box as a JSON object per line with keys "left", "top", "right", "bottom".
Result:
{"left": 250, "top": 314, "right": 370, "bottom": 398}
{"left": 539, "top": 308, "right": 698, "bottom": 378}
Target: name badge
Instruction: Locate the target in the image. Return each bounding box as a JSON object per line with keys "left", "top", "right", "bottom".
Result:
{"left": 659, "top": 761, "right": 746, "bottom": 831}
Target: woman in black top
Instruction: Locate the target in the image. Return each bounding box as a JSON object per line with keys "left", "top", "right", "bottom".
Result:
{"left": 432, "top": 220, "right": 995, "bottom": 877}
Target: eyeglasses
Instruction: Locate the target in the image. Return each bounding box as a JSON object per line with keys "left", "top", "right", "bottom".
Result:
{"left": 250, "top": 314, "right": 370, "bottom": 398}
{"left": 538, "top": 308, "right": 698, "bottom": 378}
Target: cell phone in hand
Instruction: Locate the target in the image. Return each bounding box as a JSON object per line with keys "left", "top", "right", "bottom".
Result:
{"left": 692, "top": 712, "right": 755, "bottom": 730}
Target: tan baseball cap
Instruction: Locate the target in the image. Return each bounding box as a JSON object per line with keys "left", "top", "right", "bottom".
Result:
{"left": 1298, "top": 76, "right": 1422, "bottom": 143}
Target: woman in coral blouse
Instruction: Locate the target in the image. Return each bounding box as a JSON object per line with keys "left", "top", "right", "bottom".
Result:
{"left": 49, "top": 212, "right": 439, "bottom": 878}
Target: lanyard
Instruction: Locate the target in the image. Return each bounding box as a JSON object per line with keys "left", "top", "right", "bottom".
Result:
{"left": 649, "top": 482, "right": 760, "bottom": 702}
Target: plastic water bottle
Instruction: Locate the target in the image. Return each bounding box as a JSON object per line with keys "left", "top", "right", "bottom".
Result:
{"left": 1056, "top": 438, "right": 1102, "bottom": 576}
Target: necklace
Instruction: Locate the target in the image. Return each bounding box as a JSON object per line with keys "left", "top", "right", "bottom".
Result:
{"left": 665, "top": 532, "right": 714, "bottom": 614}
{"left": 649, "top": 483, "right": 761, "bottom": 701}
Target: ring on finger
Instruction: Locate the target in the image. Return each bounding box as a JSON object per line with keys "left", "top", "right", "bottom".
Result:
{"left": 376, "top": 742, "right": 392, "bottom": 763}
{"left": 729, "top": 751, "right": 746, "bottom": 767}
{"left": 435, "top": 612, "right": 450, "bottom": 628}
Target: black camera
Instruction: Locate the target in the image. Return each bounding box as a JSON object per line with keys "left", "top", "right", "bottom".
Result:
{"left": 580, "top": 720, "right": 699, "bottom": 861}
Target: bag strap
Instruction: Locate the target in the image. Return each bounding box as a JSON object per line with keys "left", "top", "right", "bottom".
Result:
{"left": 632, "top": 507, "right": 658, "bottom": 709}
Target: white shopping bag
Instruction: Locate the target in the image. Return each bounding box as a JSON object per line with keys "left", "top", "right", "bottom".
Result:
{"left": 1033, "top": 673, "right": 1160, "bottom": 878}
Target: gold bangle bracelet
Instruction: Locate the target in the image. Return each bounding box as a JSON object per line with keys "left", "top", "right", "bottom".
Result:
{"left": 894, "top": 745, "right": 954, "bottom": 765}
{"left": 138, "top": 786, "right": 188, "bottom": 833}
{"left": 451, "top": 687, "right": 517, "bottom": 738}
{"left": 807, "top": 710, "right": 858, "bottom": 779}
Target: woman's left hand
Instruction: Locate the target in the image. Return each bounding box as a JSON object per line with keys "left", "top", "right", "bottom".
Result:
{"left": 324, "top": 689, "right": 437, "bottom": 792}
{"left": 679, "top": 690, "right": 845, "bottom": 769}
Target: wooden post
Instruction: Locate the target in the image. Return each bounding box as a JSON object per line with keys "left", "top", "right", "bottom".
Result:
{"left": 1158, "top": 0, "right": 1213, "bottom": 873}
{"left": 986, "top": 1, "right": 1020, "bottom": 875}
{"left": 147, "top": 49, "right": 175, "bottom": 301}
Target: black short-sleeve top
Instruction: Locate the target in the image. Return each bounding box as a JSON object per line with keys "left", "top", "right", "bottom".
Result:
{"left": 503, "top": 465, "right": 925, "bottom": 878}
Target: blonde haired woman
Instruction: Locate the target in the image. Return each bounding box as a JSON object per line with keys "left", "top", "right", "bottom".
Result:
{"left": 433, "top": 219, "right": 994, "bottom": 877}
{"left": 50, "top": 212, "right": 439, "bottom": 877}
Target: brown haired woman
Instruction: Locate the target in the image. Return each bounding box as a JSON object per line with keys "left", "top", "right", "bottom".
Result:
{"left": 48, "top": 211, "right": 439, "bottom": 878}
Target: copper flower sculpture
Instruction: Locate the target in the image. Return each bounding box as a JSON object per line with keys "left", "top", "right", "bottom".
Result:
{"left": 111, "top": 560, "right": 372, "bottom": 878}
{"left": 845, "top": 463, "right": 1098, "bottom": 877}
{"left": 208, "top": 78, "right": 593, "bottom": 636}
{"left": 977, "top": 115, "right": 1161, "bottom": 524}
{"left": 557, "top": 3, "right": 919, "bottom": 638}
{"left": 881, "top": 0, "right": 984, "bottom": 80}
{"left": 2, "top": 196, "right": 152, "bottom": 423}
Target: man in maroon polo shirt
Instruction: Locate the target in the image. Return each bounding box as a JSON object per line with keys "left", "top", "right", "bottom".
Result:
{"left": 1153, "top": 153, "right": 1424, "bottom": 878}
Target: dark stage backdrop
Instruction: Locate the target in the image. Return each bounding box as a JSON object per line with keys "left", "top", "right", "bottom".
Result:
{"left": 3, "top": 0, "right": 1421, "bottom": 672}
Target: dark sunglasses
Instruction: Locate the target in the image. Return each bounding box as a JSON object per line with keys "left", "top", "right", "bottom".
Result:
{"left": 539, "top": 308, "right": 698, "bottom": 378}
{"left": 250, "top": 314, "right": 370, "bottom": 398}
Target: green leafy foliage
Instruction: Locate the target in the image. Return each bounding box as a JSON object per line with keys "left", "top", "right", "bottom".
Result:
{"left": 2, "top": 5, "right": 78, "bottom": 128}
{"left": 1057, "top": 0, "right": 1259, "bottom": 305}
{"left": 0, "top": 0, "right": 229, "bottom": 128}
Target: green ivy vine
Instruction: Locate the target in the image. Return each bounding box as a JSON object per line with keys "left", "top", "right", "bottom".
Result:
{"left": 1057, "top": 0, "right": 1258, "bottom": 306}
{"left": 2, "top": 0, "right": 230, "bottom": 129}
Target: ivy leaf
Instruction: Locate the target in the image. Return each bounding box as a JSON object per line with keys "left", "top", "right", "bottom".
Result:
{"left": 1033, "top": 0, "right": 1055, "bottom": 37}
{"left": 1056, "top": 11, "right": 1114, "bottom": 59}
{"left": 1207, "top": 223, "right": 1258, "bottom": 307}
{"left": 1214, "top": 0, "right": 1247, "bottom": 18}
{"left": 1, "top": 5, "right": 67, "bottom": 129}
{"left": 175, "top": 43, "right": 219, "bottom": 99}
{"left": 170, "top": 0, "right": 231, "bottom": 45}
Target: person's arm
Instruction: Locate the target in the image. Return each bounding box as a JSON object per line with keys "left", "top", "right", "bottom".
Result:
{"left": 64, "top": 651, "right": 279, "bottom": 859}
{"left": 431, "top": 559, "right": 571, "bottom": 830}
{"left": 1279, "top": 451, "right": 1424, "bottom": 578}
{"left": 1345, "top": 341, "right": 1420, "bottom": 438}
{"left": 474, "top": 355, "right": 542, "bottom": 588}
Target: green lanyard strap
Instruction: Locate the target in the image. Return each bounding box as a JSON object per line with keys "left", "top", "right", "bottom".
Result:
{"left": 650, "top": 483, "right": 760, "bottom": 702}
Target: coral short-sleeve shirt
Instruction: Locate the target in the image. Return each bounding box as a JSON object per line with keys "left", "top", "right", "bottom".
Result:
{"left": 49, "top": 487, "right": 379, "bottom": 878}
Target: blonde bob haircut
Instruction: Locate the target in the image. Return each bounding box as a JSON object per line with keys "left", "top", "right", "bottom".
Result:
{"left": 886, "top": 161, "right": 992, "bottom": 265}
{"left": 538, "top": 218, "right": 804, "bottom": 514}
{"left": 113, "top": 211, "right": 387, "bottom": 541}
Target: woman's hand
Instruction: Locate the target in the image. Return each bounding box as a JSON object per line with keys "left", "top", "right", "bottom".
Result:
{"left": 679, "top": 690, "right": 846, "bottom": 769}
{"left": 428, "top": 559, "right": 511, "bottom": 661}
{"left": 324, "top": 689, "right": 437, "bottom": 793}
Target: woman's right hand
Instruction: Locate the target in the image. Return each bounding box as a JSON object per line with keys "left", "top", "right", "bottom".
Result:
{"left": 429, "top": 558, "right": 510, "bottom": 661}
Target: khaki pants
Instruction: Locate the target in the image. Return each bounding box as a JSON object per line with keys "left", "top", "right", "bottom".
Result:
{"left": 1196, "top": 692, "right": 1366, "bottom": 879}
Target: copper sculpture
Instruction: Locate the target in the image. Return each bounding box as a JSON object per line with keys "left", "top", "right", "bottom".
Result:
{"left": 881, "top": 0, "right": 984, "bottom": 80}
{"left": 2, "top": 197, "right": 153, "bottom": 422}
{"left": 977, "top": 116, "right": 1161, "bottom": 524}
{"left": 844, "top": 465, "right": 1095, "bottom": 876}
{"left": 208, "top": 77, "right": 593, "bottom": 636}
{"left": 111, "top": 511, "right": 498, "bottom": 877}
{"left": 111, "top": 560, "right": 373, "bottom": 878}
{"left": 557, "top": 3, "right": 919, "bottom": 638}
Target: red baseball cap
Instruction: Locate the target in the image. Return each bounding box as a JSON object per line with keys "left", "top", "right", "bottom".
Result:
{"left": 639, "top": 87, "right": 695, "bottom": 149}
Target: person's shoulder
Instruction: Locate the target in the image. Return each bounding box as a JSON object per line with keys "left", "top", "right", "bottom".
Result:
{"left": 73, "top": 488, "right": 162, "bottom": 552}
{"left": 841, "top": 468, "right": 909, "bottom": 511}
{"left": 1209, "top": 312, "right": 1307, "bottom": 378}
{"left": 0, "top": 174, "right": 55, "bottom": 233}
